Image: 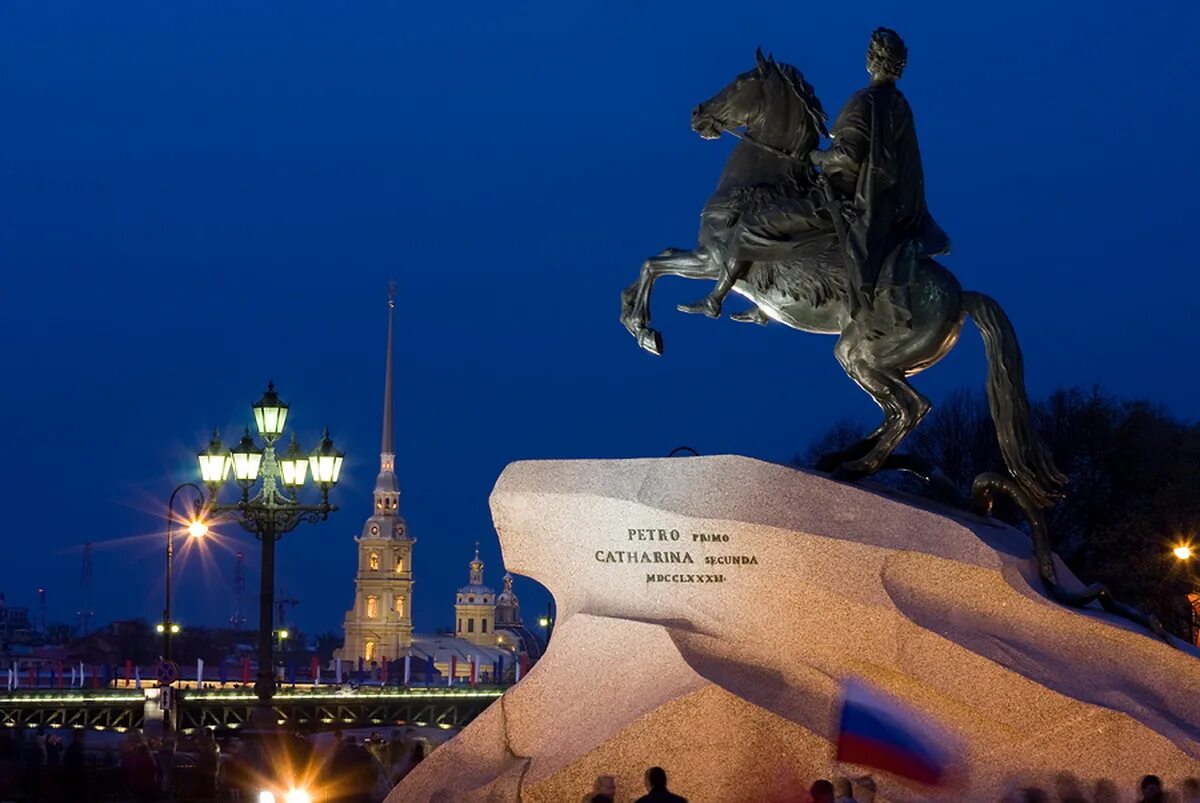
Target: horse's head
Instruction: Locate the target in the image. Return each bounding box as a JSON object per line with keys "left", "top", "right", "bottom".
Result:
{"left": 692, "top": 48, "right": 828, "bottom": 155}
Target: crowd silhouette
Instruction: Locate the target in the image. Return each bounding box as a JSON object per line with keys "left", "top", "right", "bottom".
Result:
{"left": 580, "top": 769, "right": 1200, "bottom": 803}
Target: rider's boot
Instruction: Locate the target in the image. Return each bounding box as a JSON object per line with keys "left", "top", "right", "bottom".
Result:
{"left": 731, "top": 307, "right": 768, "bottom": 325}
{"left": 676, "top": 294, "right": 722, "bottom": 318}
{"left": 677, "top": 259, "right": 748, "bottom": 318}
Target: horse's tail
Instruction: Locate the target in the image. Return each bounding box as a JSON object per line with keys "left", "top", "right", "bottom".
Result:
{"left": 963, "top": 291, "right": 1067, "bottom": 508}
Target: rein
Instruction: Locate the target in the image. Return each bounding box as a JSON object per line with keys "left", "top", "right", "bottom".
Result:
{"left": 721, "top": 127, "right": 806, "bottom": 163}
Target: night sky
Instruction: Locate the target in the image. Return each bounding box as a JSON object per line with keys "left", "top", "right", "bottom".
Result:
{"left": 1, "top": 1, "right": 1196, "bottom": 640}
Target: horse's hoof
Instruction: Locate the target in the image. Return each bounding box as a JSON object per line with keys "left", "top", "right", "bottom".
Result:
{"left": 831, "top": 461, "right": 872, "bottom": 482}
{"left": 638, "top": 328, "right": 663, "bottom": 356}
{"left": 620, "top": 311, "right": 641, "bottom": 340}
{"left": 814, "top": 451, "right": 844, "bottom": 473}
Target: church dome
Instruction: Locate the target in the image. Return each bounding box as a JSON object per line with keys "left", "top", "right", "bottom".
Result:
{"left": 456, "top": 545, "right": 495, "bottom": 601}
{"left": 496, "top": 572, "right": 519, "bottom": 606}
{"left": 495, "top": 571, "right": 521, "bottom": 626}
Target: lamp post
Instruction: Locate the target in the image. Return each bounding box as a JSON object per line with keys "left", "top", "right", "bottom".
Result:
{"left": 163, "top": 483, "right": 208, "bottom": 666}
{"left": 197, "top": 382, "right": 343, "bottom": 717}
{"left": 537, "top": 600, "right": 556, "bottom": 645}
{"left": 1172, "top": 542, "right": 1198, "bottom": 644}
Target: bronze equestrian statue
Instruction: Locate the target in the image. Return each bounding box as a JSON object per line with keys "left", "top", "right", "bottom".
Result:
{"left": 620, "top": 29, "right": 1169, "bottom": 641}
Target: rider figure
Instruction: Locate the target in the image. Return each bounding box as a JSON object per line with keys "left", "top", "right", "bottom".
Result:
{"left": 679, "top": 28, "right": 947, "bottom": 324}
{"left": 811, "top": 27, "right": 947, "bottom": 320}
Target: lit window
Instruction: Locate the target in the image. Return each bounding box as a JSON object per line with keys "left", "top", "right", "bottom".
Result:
{"left": 467, "top": 619, "right": 474, "bottom": 633}
{"left": 364, "top": 641, "right": 376, "bottom": 662}
{"left": 395, "top": 597, "right": 404, "bottom": 616}
{"left": 394, "top": 556, "right": 404, "bottom": 573}
{"left": 366, "top": 596, "right": 378, "bottom": 618}
{"left": 369, "top": 552, "right": 380, "bottom": 571}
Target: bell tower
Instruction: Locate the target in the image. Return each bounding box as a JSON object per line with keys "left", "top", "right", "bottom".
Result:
{"left": 455, "top": 544, "right": 497, "bottom": 647}
{"left": 340, "top": 285, "right": 416, "bottom": 663}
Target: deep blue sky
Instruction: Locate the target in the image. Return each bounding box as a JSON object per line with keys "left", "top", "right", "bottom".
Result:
{"left": 1, "top": 1, "right": 1196, "bottom": 640}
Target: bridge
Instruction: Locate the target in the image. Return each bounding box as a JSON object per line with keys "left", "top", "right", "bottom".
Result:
{"left": 175, "top": 687, "right": 504, "bottom": 732}
{"left": 0, "top": 690, "right": 145, "bottom": 731}
{"left": 0, "top": 686, "right": 505, "bottom": 734}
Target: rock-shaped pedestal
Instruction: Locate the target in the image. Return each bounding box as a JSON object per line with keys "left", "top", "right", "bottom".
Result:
{"left": 389, "top": 456, "right": 1200, "bottom": 802}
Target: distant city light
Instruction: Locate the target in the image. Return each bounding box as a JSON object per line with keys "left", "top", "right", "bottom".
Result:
{"left": 279, "top": 629, "right": 290, "bottom": 640}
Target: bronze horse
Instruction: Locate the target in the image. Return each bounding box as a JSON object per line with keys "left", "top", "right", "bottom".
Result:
{"left": 619, "top": 53, "right": 1168, "bottom": 639}
{"left": 620, "top": 50, "right": 1064, "bottom": 508}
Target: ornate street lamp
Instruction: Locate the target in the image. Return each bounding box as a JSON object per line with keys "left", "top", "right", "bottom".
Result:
{"left": 164, "top": 482, "right": 207, "bottom": 668}
{"left": 197, "top": 382, "right": 342, "bottom": 713}
{"left": 197, "top": 431, "right": 232, "bottom": 486}
{"left": 278, "top": 436, "right": 309, "bottom": 489}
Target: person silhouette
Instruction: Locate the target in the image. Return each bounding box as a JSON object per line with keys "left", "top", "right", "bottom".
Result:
{"left": 634, "top": 766, "right": 687, "bottom": 802}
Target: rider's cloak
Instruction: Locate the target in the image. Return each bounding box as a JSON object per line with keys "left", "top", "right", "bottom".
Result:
{"left": 822, "top": 81, "right": 942, "bottom": 288}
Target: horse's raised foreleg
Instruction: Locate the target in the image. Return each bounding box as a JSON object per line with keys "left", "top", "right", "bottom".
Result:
{"left": 621, "top": 249, "right": 718, "bottom": 355}
{"left": 832, "top": 330, "right": 931, "bottom": 477}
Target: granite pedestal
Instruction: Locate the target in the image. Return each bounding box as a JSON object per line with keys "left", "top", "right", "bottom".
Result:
{"left": 388, "top": 456, "right": 1200, "bottom": 802}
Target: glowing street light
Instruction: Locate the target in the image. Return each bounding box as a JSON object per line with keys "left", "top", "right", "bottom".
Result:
{"left": 164, "top": 482, "right": 207, "bottom": 670}
{"left": 278, "top": 436, "right": 309, "bottom": 489}
{"left": 195, "top": 382, "right": 343, "bottom": 713}
{"left": 231, "top": 428, "right": 265, "bottom": 488}
{"left": 538, "top": 601, "right": 556, "bottom": 644}
{"left": 259, "top": 789, "right": 312, "bottom": 803}
{"left": 1174, "top": 544, "right": 1193, "bottom": 561}
{"left": 198, "top": 430, "right": 232, "bottom": 487}
{"left": 252, "top": 382, "right": 289, "bottom": 443}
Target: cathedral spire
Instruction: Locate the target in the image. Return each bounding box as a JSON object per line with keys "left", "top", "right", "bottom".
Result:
{"left": 381, "top": 282, "right": 396, "bottom": 462}
{"left": 372, "top": 284, "right": 402, "bottom": 518}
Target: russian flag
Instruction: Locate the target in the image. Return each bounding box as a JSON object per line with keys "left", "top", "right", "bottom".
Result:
{"left": 836, "top": 679, "right": 952, "bottom": 785}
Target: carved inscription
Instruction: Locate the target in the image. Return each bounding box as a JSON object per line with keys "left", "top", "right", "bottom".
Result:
{"left": 588, "top": 527, "right": 759, "bottom": 583}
